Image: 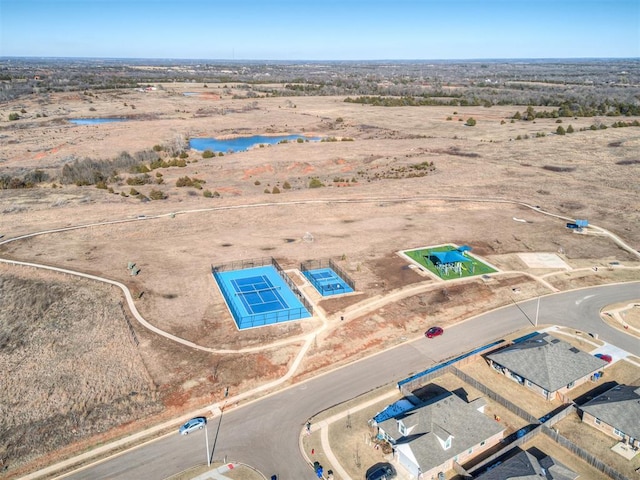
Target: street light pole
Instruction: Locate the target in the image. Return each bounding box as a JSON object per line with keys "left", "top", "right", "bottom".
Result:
{"left": 535, "top": 296, "right": 541, "bottom": 327}
{"left": 205, "top": 422, "right": 210, "bottom": 467}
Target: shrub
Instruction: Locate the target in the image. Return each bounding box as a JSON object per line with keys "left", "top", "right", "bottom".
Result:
{"left": 254, "top": 180, "right": 261, "bottom": 185}
{"left": 567, "top": 125, "right": 574, "bottom": 133}
{"left": 129, "top": 188, "right": 139, "bottom": 196}
{"left": 309, "top": 178, "right": 324, "bottom": 188}
{"left": 126, "top": 174, "right": 151, "bottom": 185}
{"left": 446, "top": 116, "right": 452, "bottom": 120}
{"left": 95, "top": 181, "right": 108, "bottom": 189}
{"left": 153, "top": 145, "right": 163, "bottom": 152}
{"left": 283, "top": 181, "right": 291, "bottom": 189}
{"left": 8, "top": 113, "right": 19, "bottom": 121}
{"left": 202, "top": 150, "right": 215, "bottom": 158}
{"left": 556, "top": 126, "right": 566, "bottom": 135}
{"left": 264, "top": 188, "right": 271, "bottom": 194}
{"left": 179, "top": 151, "right": 189, "bottom": 159}
{"left": 272, "top": 186, "right": 280, "bottom": 194}
{"left": 149, "top": 189, "right": 167, "bottom": 200}
{"left": 465, "top": 117, "right": 476, "bottom": 126}
{"left": 203, "top": 190, "right": 213, "bottom": 198}
{"left": 296, "top": 138, "right": 304, "bottom": 143}
{"left": 176, "top": 176, "right": 193, "bottom": 187}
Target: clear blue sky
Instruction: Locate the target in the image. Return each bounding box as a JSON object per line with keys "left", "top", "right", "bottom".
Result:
{"left": 1, "top": 0, "right": 638, "bottom": 60}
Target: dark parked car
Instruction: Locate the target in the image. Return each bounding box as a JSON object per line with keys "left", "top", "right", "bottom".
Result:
{"left": 425, "top": 326, "right": 444, "bottom": 338}
{"left": 179, "top": 417, "right": 207, "bottom": 435}
{"left": 366, "top": 463, "right": 397, "bottom": 480}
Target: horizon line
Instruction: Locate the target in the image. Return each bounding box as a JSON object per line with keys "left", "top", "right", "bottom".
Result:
{"left": 1, "top": 55, "right": 639, "bottom": 63}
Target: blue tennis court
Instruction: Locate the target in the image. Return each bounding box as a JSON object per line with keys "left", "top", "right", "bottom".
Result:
{"left": 213, "top": 265, "right": 312, "bottom": 329}
{"left": 304, "top": 267, "right": 354, "bottom": 296}
{"left": 231, "top": 275, "right": 288, "bottom": 314}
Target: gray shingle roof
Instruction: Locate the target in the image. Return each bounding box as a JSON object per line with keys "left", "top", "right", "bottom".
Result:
{"left": 475, "top": 449, "right": 578, "bottom": 480}
{"left": 486, "top": 333, "right": 608, "bottom": 392}
{"left": 378, "top": 392, "right": 504, "bottom": 473}
{"left": 581, "top": 384, "right": 640, "bottom": 439}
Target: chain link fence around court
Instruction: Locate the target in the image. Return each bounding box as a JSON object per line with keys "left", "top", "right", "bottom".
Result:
{"left": 300, "top": 258, "right": 356, "bottom": 294}
{"left": 211, "top": 257, "right": 312, "bottom": 328}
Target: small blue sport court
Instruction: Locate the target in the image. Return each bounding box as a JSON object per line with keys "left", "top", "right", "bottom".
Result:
{"left": 304, "top": 267, "right": 354, "bottom": 296}
{"left": 213, "top": 264, "right": 312, "bottom": 330}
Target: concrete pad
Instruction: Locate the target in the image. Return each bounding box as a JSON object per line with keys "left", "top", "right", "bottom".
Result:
{"left": 611, "top": 442, "right": 639, "bottom": 460}
{"left": 517, "top": 252, "right": 571, "bottom": 269}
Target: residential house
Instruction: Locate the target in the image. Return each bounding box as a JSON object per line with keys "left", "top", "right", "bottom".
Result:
{"left": 485, "top": 333, "right": 608, "bottom": 401}
{"left": 580, "top": 384, "right": 640, "bottom": 448}
{"left": 372, "top": 392, "right": 504, "bottom": 479}
{"left": 474, "top": 448, "right": 579, "bottom": 480}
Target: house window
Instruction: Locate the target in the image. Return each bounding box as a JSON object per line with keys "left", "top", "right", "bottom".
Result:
{"left": 614, "top": 428, "right": 625, "bottom": 438}
{"left": 542, "top": 389, "right": 549, "bottom": 397}
{"left": 567, "top": 381, "right": 575, "bottom": 389}
{"left": 468, "top": 448, "right": 473, "bottom": 454}
{"left": 526, "top": 380, "right": 533, "bottom": 387}
{"left": 444, "top": 437, "right": 452, "bottom": 450}
{"left": 594, "top": 418, "right": 601, "bottom": 425}
{"left": 399, "top": 423, "right": 407, "bottom": 436}
{"left": 480, "top": 441, "right": 486, "bottom": 446}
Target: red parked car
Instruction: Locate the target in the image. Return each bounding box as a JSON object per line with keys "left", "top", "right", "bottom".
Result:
{"left": 425, "top": 326, "right": 444, "bottom": 338}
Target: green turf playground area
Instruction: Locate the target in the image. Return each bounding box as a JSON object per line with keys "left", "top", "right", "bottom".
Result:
{"left": 403, "top": 244, "right": 497, "bottom": 280}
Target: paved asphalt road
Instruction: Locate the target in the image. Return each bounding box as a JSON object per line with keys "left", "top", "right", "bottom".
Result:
{"left": 63, "top": 282, "right": 639, "bottom": 480}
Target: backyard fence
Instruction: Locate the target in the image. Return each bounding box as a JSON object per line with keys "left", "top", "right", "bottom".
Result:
{"left": 467, "top": 427, "right": 543, "bottom": 476}
{"left": 450, "top": 367, "right": 540, "bottom": 425}
{"left": 394, "top": 344, "right": 631, "bottom": 480}
{"left": 542, "top": 425, "right": 630, "bottom": 480}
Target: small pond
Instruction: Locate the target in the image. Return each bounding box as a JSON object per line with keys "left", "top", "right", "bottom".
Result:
{"left": 189, "top": 135, "right": 320, "bottom": 153}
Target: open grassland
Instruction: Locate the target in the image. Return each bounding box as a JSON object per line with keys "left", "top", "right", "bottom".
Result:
{"left": 0, "top": 265, "right": 161, "bottom": 475}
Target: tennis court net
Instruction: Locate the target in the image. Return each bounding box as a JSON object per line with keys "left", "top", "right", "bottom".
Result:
{"left": 234, "top": 286, "right": 281, "bottom": 297}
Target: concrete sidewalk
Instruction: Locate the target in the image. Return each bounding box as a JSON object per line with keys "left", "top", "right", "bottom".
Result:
{"left": 302, "top": 388, "right": 400, "bottom": 480}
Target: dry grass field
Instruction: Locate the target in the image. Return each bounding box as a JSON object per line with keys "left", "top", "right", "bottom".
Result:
{"left": 1, "top": 84, "right": 640, "bottom": 476}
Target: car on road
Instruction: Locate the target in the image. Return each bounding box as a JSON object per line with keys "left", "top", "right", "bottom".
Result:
{"left": 366, "top": 463, "right": 396, "bottom": 480}
{"left": 179, "top": 417, "right": 207, "bottom": 435}
{"left": 595, "top": 353, "right": 613, "bottom": 363}
{"left": 425, "top": 326, "right": 444, "bottom": 338}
